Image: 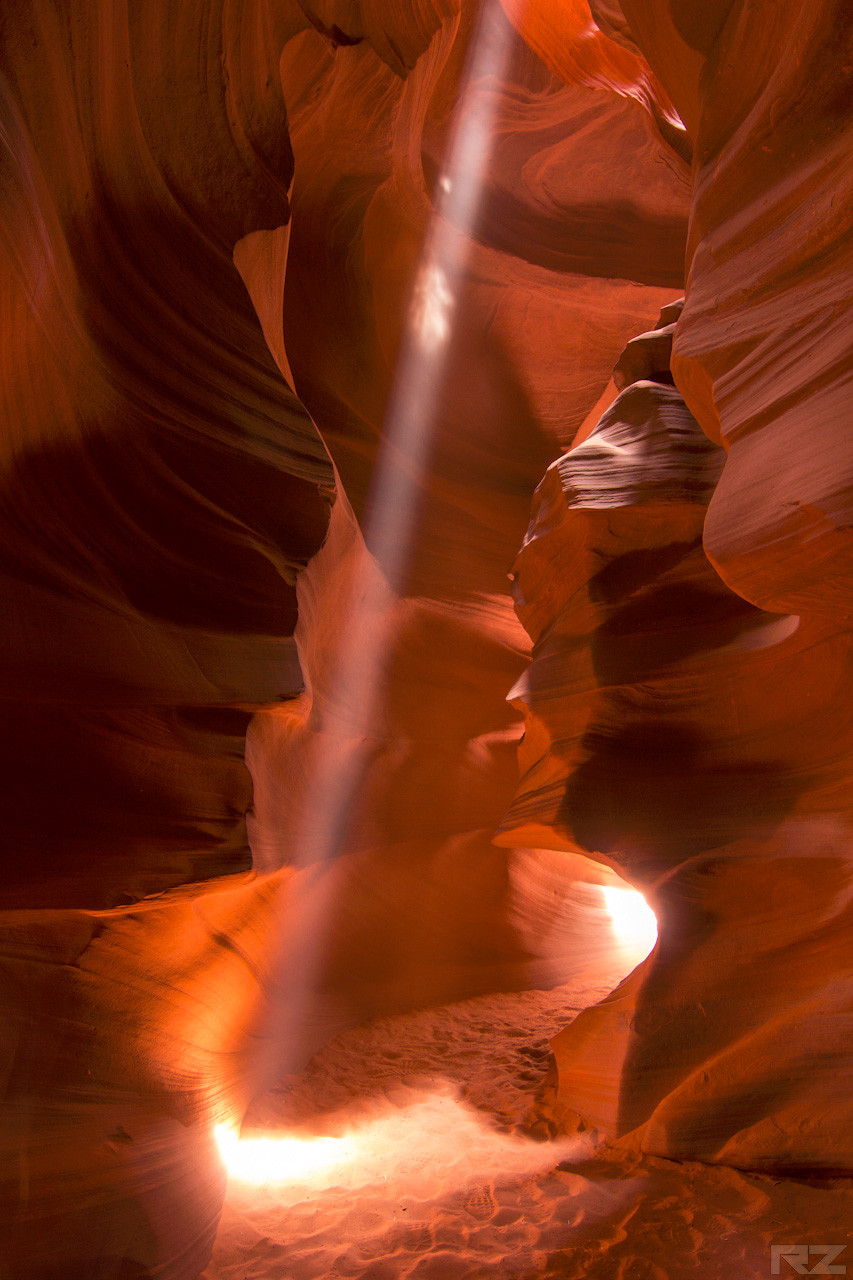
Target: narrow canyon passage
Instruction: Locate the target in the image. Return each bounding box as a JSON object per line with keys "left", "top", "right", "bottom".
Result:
{"left": 1, "top": 0, "right": 851, "bottom": 1277}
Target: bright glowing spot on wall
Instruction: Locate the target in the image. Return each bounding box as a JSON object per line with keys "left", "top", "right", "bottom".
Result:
{"left": 601, "top": 886, "right": 657, "bottom": 954}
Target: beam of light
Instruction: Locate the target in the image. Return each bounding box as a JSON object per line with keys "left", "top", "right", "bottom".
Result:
{"left": 410, "top": 261, "right": 454, "bottom": 352}
{"left": 248, "top": 0, "right": 520, "bottom": 1096}
{"left": 600, "top": 885, "right": 658, "bottom": 954}
{"left": 361, "top": 0, "right": 517, "bottom": 580}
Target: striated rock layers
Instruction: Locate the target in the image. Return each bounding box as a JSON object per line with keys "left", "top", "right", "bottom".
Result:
{"left": 0, "top": 3, "right": 334, "bottom": 1275}
{"left": 502, "top": 307, "right": 853, "bottom": 1169}
{"left": 1, "top": 0, "right": 848, "bottom": 1273}
{"left": 503, "top": 0, "right": 853, "bottom": 1172}
{"left": 0, "top": 1, "right": 692, "bottom": 1276}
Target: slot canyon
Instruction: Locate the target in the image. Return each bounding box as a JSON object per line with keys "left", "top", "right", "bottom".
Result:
{"left": 1, "top": 0, "right": 851, "bottom": 1276}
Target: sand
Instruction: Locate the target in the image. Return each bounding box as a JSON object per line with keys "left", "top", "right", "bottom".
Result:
{"left": 201, "top": 974, "right": 853, "bottom": 1280}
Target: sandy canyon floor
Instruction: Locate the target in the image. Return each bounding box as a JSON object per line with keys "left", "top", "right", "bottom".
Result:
{"left": 203, "top": 957, "right": 853, "bottom": 1280}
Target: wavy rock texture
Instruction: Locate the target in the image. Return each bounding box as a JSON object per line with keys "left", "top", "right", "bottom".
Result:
{"left": 243, "top": 0, "right": 690, "bottom": 1032}
{"left": 493, "top": 0, "right": 853, "bottom": 1175}
{"left": 0, "top": 1, "right": 693, "bottom": 1276}
{"left": 595, "top": 0, "right": 852, "bottom": 618}
{"left": 505, "top": 307, "right": 853, "bottom": 1169}
{"left": 0, "top": 3, "right": 337, "bottom": 1275}
{"left": 4, "top": 0, "right": 846, "bottom": 1271}
{"left": 673, "top": 0, "right": 853, "bottom": 624}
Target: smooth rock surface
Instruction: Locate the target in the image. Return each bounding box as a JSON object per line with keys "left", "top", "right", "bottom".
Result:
{"left": 0, "top": 2, "right": 689, "bottom": 1275}
{"left": 504, "top": 304, "right": 853, "bottom": 1172}
{"left": 1, "top": 0, "right": 850, "bottom": 1274}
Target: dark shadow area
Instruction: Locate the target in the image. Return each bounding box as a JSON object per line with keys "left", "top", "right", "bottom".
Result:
{"left": 588, "top": 540, "right": 703, "bottom": 604}
{"left": 0, "top": 188, "right": 333, "bottom": 909}
{"left": 0, "top": 703, "right": 253, "bottom": 909}
{"left": 593, "top": 579, "right": 764, "bottom": 684}
{"left": 16, "top": 1262, "right": 152, "bottom": 1280}
{"left": 560, "top": 721, "right": 798, "bottom": 870}
{"left": 474, "top": 193, "right": 688, "bottom": 288}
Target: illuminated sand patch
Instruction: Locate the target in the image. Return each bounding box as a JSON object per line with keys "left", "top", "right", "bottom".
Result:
{"left": 202, "top": 983, "right": 853, "bottom": 1280}
{"left": 204, "top": 983, "right": 640, "bottom": 1279}
{"left": 215, "top": 1124, "right": 353, "bottom": 1186}
{"left": 212, "top": 1086, "right": 640, "bottom": 1280}
{"left": 217, "top": 1083, "right": 594, "bottom": 1200}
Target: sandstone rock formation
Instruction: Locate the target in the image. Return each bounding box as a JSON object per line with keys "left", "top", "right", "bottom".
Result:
{"left": 0, "top": 2, "right": 690, "bottom": 1275}
{"left": 0, "top": 0, "right": 849, "bottom": 1275}
{"left": 497, "top": 0, "right": 853, "bottom": 1174}
{"left": 1, "top": 4, "right": 333, "bottom": 1273}
{"left": 502, "top": 307, "right": 853, "bottom": 1169}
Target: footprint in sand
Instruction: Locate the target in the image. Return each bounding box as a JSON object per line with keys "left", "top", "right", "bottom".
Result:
{"left": 462, "top": 1185, "right": 498, "bottom": 1220}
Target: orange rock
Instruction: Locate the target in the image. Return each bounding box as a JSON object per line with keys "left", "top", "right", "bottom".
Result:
{"left": 506, "top": 304, "right": 853, "bottom": 1171}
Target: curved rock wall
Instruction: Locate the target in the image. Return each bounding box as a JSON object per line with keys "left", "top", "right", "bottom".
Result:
{"left": 3, "top": 0, "right": 847, "bottom": 1271}
{"left": 590, "top": 0, "right": 853, "bottom": 619}
{"left": 241, "top": 0, "right": 689, "bottom": 1034}
{"left": 503, "top": 308, "right": 853, "bottom": 1170}
{"left": 503, "top": 0, "right": 853, "bottom": 1173}
{"left": 1, "top": 3, "right": 335, "bottom": 1274}
{"left": 0, "top": 1, "right": 691, "bottom": 1275}
{"left": 674, "top": 0, "right": 853, "bottom": 624}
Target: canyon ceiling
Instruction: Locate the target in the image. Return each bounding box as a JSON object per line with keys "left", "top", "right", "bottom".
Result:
{"left": 0, "top": 0, "right": 851, "bottom": 1276}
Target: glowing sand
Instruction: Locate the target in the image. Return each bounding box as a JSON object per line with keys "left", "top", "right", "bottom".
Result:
{"left": 216, "top": 1079, "right": 597, "bottom": 1197}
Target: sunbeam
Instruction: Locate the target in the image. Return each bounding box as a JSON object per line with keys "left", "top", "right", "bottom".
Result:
{"left": 248, "top": 0, "right": 522, "bottom": 1095}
